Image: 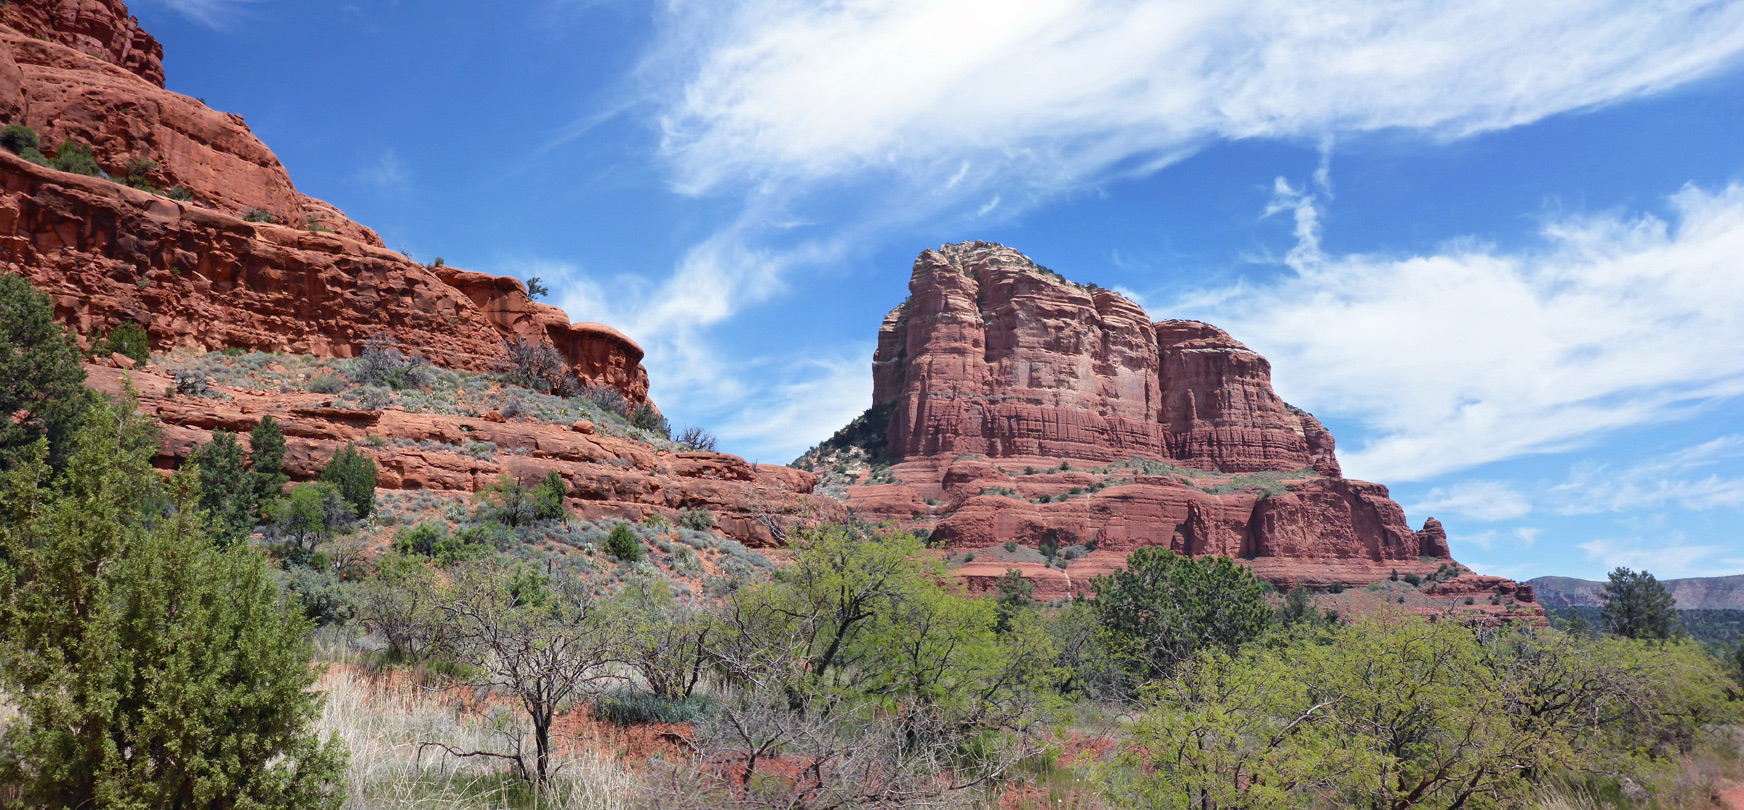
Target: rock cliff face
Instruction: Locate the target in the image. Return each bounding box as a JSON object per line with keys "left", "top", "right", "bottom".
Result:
{"left": 0, "top": 0, "right": 827, "bottom": 540}
{"left": 805, "top": 242, "right": 1537, "bottom": 621}
{"left": 0, "top": 0, "right": 377, "bottom": 244}
{"left": 873, "top": 243, "right": 1339, "bottom": 474}
{"left": 0, "top": 0, "right": 648, "bottom": 400}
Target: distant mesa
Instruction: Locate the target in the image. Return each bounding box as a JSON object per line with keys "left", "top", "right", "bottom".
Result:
{"left": 1529, "top": 575, "right": 1744, "bottom": 611}
{"left": 799, "top": 241, "right": 1539, "bottom": 621}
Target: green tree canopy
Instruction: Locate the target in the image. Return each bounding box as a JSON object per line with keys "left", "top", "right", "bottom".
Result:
{"left": 1601, "top": 566, "right": 1680, "bottom": 640}
{"left": 0, "top": 397, "right": 344, "bottom": 808}
{"left": 1089, "top": 547, "right": 1271, "bottom": 680}
{"left": 0, "top": 273, "right": 95, "bottom": 470}
{"left": 319, "top": 442, "right": 376, "bottom": 518}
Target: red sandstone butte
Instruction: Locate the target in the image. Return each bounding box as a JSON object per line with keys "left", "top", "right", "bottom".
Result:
{"left": 802, "top": 242, "right": 1537, "bottom": 619}
{"left": 0, "top": 0, "right": 648, "bottom": 401}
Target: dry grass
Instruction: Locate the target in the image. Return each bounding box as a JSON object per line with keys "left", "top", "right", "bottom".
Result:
{"left": 316, "top": 667, "right": 643, "bottom": 810}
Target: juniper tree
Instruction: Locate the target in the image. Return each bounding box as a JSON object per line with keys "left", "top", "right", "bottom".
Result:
{"left": 0, "top": 397, "right": 344, "bottom": 808}
{"left": 320, "top": 442, "right": 376, "bottom": 518}
{"left": 0, "top": 273, "right": 94, "bottom": 470}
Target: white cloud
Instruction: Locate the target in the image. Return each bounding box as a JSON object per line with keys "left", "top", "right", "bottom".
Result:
{"left": 146, "top": 0, "right": 259, "bottom": 28}
{"left": 713, "top": 350, "right": 875, "bottom": 464}
{"left": 1551, "top": 435, "right": 1744, "bottom": 514}
{"left": 1413, "top": 480, "right": 1532, "bottom": 522}
{"left": 356, "top": 150, "right": 412, "bottom": 192}
{"left": 656, "top": 0, "right": 1744, "bottom": 202}
{"left": 1453, "top": 526, "right": 1539, "bottom": 553}
{"left": 1578, "top": 534, "right": 1744, "bottom": 579}
{"left": 1187, "top": 183, "right": 1744, "bottom": 482}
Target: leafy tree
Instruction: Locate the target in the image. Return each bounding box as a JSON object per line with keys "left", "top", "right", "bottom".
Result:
{"left": 266, "top": 481, "right": 353, "bottom": 563}
{"left": 0, "top": 397, "right": 345, "bottom": 808}
{"left": 357, "top": 553, "right": 449, "bottom": 663}
{"left": 1277, "top": 584, "right": 1318, "bottom": 626}
{"left": 0, "top": 123, "right": 38, "bottom": 154}
{"left": 532, "top": 469, "right": 566, "bottom": 521}
{"left": 319, "top": 441, "right": 377, "bottom": 518}
{"left": 250, "top": 415, "right": 289, "bottom": 503}
{"left": 440, "top": 560, "right": 621, "bottom": 784}
{"left": 605, "top": 522, "right": 643, "bottom": 561}
{"left": 95, "top": 321, "right": 150, "bottom": 365}
{"left": 1090, "top": 547, "right": 1271, "bottom": 680}
{"left": 0, "top": 273, "right": 95, "bottom": 470}
{"left": 186, "top": 430, "right": 257, "bottom": 545}
{"left": 1600, "top": 566, "right": 1680, "bottom": 640}
{"left": 993, "top": 567, "right": 1035, "bottom": 634}
{"left": 610, "top": 577, "right": 712, "bottom": 700}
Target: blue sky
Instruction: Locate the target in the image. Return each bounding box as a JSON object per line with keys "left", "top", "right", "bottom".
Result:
{"left": 135, "top": 0, "right": 1744, "bottom": 582}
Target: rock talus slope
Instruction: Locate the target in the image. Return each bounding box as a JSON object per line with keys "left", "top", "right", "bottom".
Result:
{"left": 804, "top": 242, "right": 1537, "bottom": 622}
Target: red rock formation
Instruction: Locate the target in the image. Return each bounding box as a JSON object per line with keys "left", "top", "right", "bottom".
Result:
{"left": 0, "top": 0, "right": 161, "bottom": 85}
{"left": 84, "top": 365, "right": 838, "bottom": 548}
{"left": 0, "top": 2, "right": 378, "bottom": 244}
{"left": 805, "top": 241, "right": 1538, "bottom": 620}
{"left": 872, "top": 242, "right": 1333, "bottom": 472}
{"left": 0, "top": 150, "right": 648, "bottom": 400}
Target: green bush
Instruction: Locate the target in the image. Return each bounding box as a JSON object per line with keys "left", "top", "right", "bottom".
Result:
{"left": 0, "top": 123, "right": 38, "bottom": 154}
{"left": 604, "top": 523, "right": 643, "bottom": 561}
{"left": 1090, "top": 547, "right": 1270, "bottom": 680}
{"left": 532, "top": 470, "right": 567, "bottom": 521}
{"left": 1403, "top": 572, "right": 1422, "bottom": 586}
{"left": 123, "top": 158, "right": 159, "bottom": 192}
{"left": 320, "top": 442, "right": 378, "bottom": 518}
{"left": 590, "top": 690, "right": 713, "bottom": 726}
{"left": 680, "top": 507, "right": 715, "bottom": 531}
{"left": 49, "top": 140, "right": 100, "bottom": 176}
{"left": 97, "top": 320, "right": 150, "bottom": 364}
{"left": 242, "top": 207, "right": 275, "bottom": 223}
{"left": 630, "top": 401, "right": 669, "bottom": 436}
{"left": 307, "top": 373, "right": 345, "bottom": 394}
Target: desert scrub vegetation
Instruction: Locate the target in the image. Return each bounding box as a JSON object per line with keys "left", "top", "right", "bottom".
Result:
{"left": 152, "top": 343, "right": 681, "bottom": 445}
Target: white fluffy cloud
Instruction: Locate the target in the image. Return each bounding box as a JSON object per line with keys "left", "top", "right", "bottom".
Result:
{"left": 657, "top": 0, "right": 1744, "bottom": 199}
{"left": 1192, "top": 183, "right": 1744, "bottom": 482}
{"left": 1412, "top": 480, "right": 1533, "bottom": 522}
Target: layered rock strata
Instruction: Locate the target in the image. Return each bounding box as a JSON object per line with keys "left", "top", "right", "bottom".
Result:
{"left": 806, "top": 242, "right": 1537, "bottom": 621}
{"left": 86, "top": 365, "right": 836, "bottom": 547}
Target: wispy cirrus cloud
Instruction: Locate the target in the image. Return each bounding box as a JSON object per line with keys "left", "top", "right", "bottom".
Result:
{"left": 656, "top": 0, "right": 1744, "bottom": 202}
{"left": 1551, "top": 435, "right": 1744, "bottom": 514}
{"left": 143, "top": 0, "right": 260, "bottom": 29}
{"left": 622, "top": 0, "right": 1744, "bottom": 462}
{"left": 1412, "top": 481, "right": 1533, "bottom": 522}
{"left": 1578, "top": 534, "right": 1744, "bottom": 579}
{"left": 1186, "top": 182, "right": 1744, "bottom": 482}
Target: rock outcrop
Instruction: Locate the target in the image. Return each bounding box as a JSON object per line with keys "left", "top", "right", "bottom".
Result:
{"left": 0, "top": 1, "right": 378, "bottom": 244}
{"left": 803, "top": 242, "right": 1539, "bottom": 621}
{"left": 84, "top": 365, "right": 838, "bottom": 548}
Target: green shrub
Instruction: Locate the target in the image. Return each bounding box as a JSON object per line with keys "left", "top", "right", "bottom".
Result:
{"left": 242, "top": 207, "right": 275, "bottom": 224}
{"left": 164, "top": 186, "right": 192, "bottom": 201}
{"left": 320, "top": 442, "right": 378, "bottom": 518}
{"left": 605, "top": 522, "right": 643, "bottom": 561}
{"left": 97, "top": 320, "right": 150, "bottom": 364}
{"left": 680, "top": 507, "right": 715, "bottom": 531}
{"left": 1091, "top": 547, "right": 1271, "bottom": 680}
{"left": 590, "top": 689, "right": 713, "bottom": 726}
{"left": 0, "top": 123, "right": 38, "bottom": 154}
{"left": 265, "top": 481, "right": 352, "bottom": 564}
{"left": 0, "top": 399, "right": 345, "bottom": 808}
{"left": 1403, "top": 572, "right": 1422, "bottom": 586}
{"left": 49, "top": 140, "right": 100, "bottom": 176}
{"left": 306, "top": 373, "right": 345, "bottom": 394}
{"left": 532, "top": 470, "right": 566, "bottom": 521}
{"left": 123, "top": 159, "right": 159, "bottom": 192}
{"left": 630, "top": 401, "right": 670, "bottom": 436}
